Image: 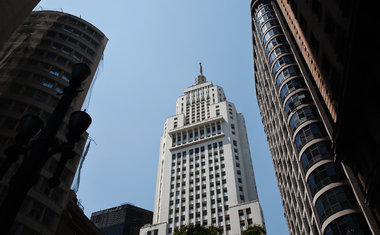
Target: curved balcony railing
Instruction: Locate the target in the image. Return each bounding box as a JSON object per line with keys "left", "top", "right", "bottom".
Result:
{"left": 253, "top": 1, "right": 367, "bottom": 233}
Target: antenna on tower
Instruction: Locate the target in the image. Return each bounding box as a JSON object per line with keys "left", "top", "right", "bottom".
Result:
{"left": 199, "top": 62, "right": 203, "bottom": 75}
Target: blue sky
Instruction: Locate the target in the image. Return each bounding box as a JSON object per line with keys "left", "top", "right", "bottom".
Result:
{"left": 36, "top": 0, "right": 288, "bottom": 234}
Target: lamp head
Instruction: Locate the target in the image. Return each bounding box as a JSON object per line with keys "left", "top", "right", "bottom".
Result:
{"left": 66, "top": 111, "right": 92, "bottom": 142}
{"left": 70, "top": 63, "right": 91, "bottom": 85}
{"left": 15, "top": 114, "right": 43, "bottom": 144}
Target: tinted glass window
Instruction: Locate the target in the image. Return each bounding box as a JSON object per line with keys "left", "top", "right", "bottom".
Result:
{"left": 295, "top": 122, "right": 326, "bottom": 151}
{"left": 289, "top": 105, "right": 319, "bottom": 131}
{"left": 272, "top": 56, "right": 295, "bottom": 75}
{"left": 256, "top": 5, "right": 272, "bottom": 19}
{"left": 284, "top": 91, "right": 312, "bottom": 115}
{"left": 269, "top": 45, "right": 291, "bottom": 64}
{"left": 315, "top": 186, "right": 357, "bottom": 223}
{"left": 263, "top": 27, "right": 282, "bottom": 44}
{"left": 307, "top": 162, "right": 344, "bottom": 195}
{"left": 276, "top": 65, "right": 300, "bottom": 87}
{"left": 258, "top": 12, "right": 275, "bottom": 27}
{"left": 266, "top": 35, "right": 287, "bottom": 54}
{"left": 260, "top": 19, "right": 279, "bottom": 35}
{"left": 301, "top": 141, "right": 332, "bottom": 171}
{"left": 280, "top": 77, "right": 306, "bottom": 100}
{"left": 324, "top": 213, "right": 370, "bottom": 235}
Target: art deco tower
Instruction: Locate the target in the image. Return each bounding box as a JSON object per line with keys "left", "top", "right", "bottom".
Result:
{"left": 140, "top": 66, "right": 264, "bottom": 235}
{"left": 250, "top": 0, "right": 374, "bottom": 234}
{"left": 0, "top": 10, "right": 107, "bottom": 234}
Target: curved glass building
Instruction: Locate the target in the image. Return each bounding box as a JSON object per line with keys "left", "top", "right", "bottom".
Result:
{"left": 0, "top": 10, "right": 107, "bottom": 234}
{"left": 250, "top": 1, "right": 371, "bottom": 234}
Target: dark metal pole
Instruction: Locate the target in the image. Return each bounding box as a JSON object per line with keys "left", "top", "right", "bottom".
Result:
{"left": 0, "top": 63, "right": 90, "bottom": 234}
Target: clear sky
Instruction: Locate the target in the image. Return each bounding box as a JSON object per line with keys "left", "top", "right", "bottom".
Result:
{"left": 36, "top": 0, "right": 288, "bottom": 234}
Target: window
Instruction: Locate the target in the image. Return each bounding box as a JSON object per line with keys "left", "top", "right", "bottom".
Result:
{"left": 266, "top": 35, "right": 287, "bottom": 54}
{"left": 295, "top": 123, "right": 326, "bottom": 150}
{"left": 272, "top": 55, "right": 296, "bottom": 75}
{"left": 263, "top": 27, "right": 282, "bottom": 44}
{"left": 61, "top": 73, "right": 70, "bottom": 82}
{"left": 260, "top": 19, "right": 279, "bottom": 36}
{"left": 284, "top": 91, "right": 312, "bottom": 115}
{"left": 49, "top": 68, "right": 60, "bottom": 77}
{"left": 307, "top": 162, "right": 343, "bottom": 195}
{"left": 324, "top": 213, "right": 370, "bottom": 235}
{"left": 258, "top": 12, "right": 275, "bottom": 27}
{"left": 279, "top": 77, "right": 306, "bottom": 100}
{"left": 256, "top": 5, "right": 272, "bottom": 19}
{"left": 269, "top": 45, "right": 291, "bottom": 64}
{"left": 289, "top": 105, "right": 319, "bottom": 131}
{"left": 276, "top": 65, "right": 300, "bottom": 87}
{"left": 315, "top": 186, "right": 357, "bottom": 223}
{"left": 301, "top": 141, "right": 332, "bottom": 171}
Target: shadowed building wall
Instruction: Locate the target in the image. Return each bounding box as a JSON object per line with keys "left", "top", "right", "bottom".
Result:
{"left": 0, "top": 0, "right": 40, "bottom": 49}
{"left": 250, "top": 0, "right": 377, "bottom": 234}
{"left": 0, "top": 10, "right": 107, "bottom": 234}
{"left": 273, "top": 0, "right": 380, "bottom": 231}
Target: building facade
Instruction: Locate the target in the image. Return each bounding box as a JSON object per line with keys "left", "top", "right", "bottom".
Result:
{"left": 91, "top": 204, "right": 153, "bottom": 235}
{"left": 0, "top": 10, "right": 107, "bottom": 234}
{"left": 140, "top": 69, "right": 264, "bottom": 235}
{"left": 56, "top": 190, "right": 103, "bottom": 235}
{"left": 275, "top": 0, "right": 380, "bottom": 228}
{"left": 0, "top": 0, "right": 40, "bottom": 49}
{"left": 250, "top": 0, "right": 375, "bottom": 234}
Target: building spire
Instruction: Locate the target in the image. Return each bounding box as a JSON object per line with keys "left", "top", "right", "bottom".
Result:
{"left": 195, "top": 62, "right": 206, "bottom": 85}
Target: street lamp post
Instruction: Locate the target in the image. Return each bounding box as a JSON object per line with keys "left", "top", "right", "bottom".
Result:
{"left": 0, "top": 63, "right": 92, "bottom": 234}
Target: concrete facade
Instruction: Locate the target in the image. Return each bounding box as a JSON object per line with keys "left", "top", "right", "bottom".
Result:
{"left": 56, "top": 190, "right": 103, "bottom": 235}
{"left": 140, "top": 73, "right": 264, "bottom": 235}
{"left": 0, "top": 0, "right": 40, "bottom": 50}
{"left": 274, "top": 0, "right": 380, "bottom": 228}
{"left": 250, "top": 1, "right": 373, "bottom": 234}
{"left": 0, "top": 10, "right": 107, "bottom": 234}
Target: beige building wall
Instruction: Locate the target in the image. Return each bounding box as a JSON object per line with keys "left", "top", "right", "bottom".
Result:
{"left": 142, "top": 74, "right": 264, "bottom": 235}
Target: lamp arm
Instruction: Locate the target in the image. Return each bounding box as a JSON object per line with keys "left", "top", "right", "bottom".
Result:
{"left": 47, "top": 142, "right": 76, "bottom": 188}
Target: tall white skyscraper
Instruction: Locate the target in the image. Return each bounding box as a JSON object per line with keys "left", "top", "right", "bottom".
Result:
{"left": 140, "top": 66, "right": 264, "bottom": 235}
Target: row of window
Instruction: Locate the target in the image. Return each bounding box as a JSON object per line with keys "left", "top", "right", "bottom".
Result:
{"left": 171, "top": 124, "right": 222, "bottom": 147}
{"left": 255, "top": 5, "right": 316, "bottom": 234}
{"left": 254, "top": 3, "right": 366, "bottom": 233}
{"left": 28, "top": 12, "right": 104, "bottom": 41}
{"left": 5, "top": 83, "right": 60, "bottom": 107}
{"left": 45, "top": 29, "right": 95, "bottom": 62}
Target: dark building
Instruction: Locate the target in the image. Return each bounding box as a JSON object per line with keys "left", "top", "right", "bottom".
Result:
{"left": 91, "top": 204, "right": 153, "bottom": 235}
{"left": 56, "top": 190, "right": 103, "bottom": 235}
{"left": 0, "top": 0, "right": 40, "bottom": 49}
{"left": 250, "top": 0, "right": 379, "bottom": 234}
{"left": 273, "top": 0, "right": 380, "bottom": 229}
{"left": 0, "top": 10, "right": 107, "bottom": 234}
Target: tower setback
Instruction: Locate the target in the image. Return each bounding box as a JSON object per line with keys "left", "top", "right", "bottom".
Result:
{"left": 140, "top": 69, "right": 264, "bottom": 235}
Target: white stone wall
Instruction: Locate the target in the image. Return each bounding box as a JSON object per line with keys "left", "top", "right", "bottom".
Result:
{"left": 145, "top": 76, "right": 264, "bottom": 235}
